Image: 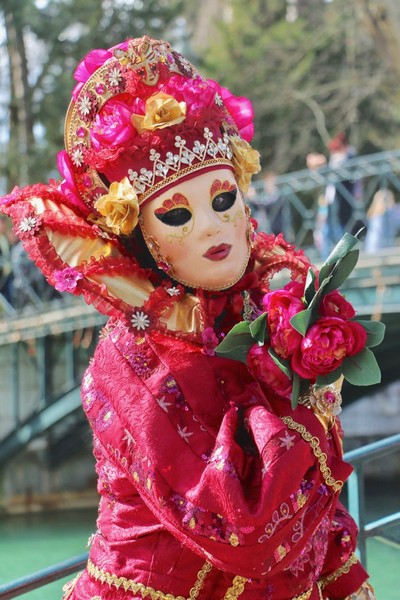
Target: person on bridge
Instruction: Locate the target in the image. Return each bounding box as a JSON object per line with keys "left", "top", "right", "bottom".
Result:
{"left": 0, "top": 36, "right": 375, "bottom": 600}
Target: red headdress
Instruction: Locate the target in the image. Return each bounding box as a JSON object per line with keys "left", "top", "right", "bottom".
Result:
{"left": 60, "top": 36, "right": 260, "bottom": 232}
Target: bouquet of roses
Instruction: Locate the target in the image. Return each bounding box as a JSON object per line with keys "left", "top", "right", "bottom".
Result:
{"left": 215, "top": 232, "right": 385, "bottom": 409}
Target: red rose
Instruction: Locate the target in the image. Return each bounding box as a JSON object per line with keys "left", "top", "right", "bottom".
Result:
{"left": 291, "top": 317, "right": 367, "bottom": 380}
{"left": 263, "top": 281, "right": 304, "bottom": 359}
{"left": 319, "top": 290, "right": 355, "bottom": 320}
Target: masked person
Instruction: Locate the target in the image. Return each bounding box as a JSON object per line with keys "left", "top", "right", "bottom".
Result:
{"left": 1, "top": 36, "right": 375, "bottom": 600}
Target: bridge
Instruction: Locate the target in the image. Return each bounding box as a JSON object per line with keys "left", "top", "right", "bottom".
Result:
{"left": 0, "top": 148, "right": 400, "bottom": 467}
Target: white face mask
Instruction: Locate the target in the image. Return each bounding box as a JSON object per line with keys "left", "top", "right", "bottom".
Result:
{"left": 140, "top": 168, "right": 251, "bottom": 290}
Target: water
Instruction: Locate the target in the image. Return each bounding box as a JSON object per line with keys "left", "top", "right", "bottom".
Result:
{"left": 0, "top": 509, "right": 96, "bottom": 599}
{"left": 0, "top": 505, "right": 398, "bottom": 599}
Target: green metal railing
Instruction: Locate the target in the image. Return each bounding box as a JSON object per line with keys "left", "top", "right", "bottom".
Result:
{"left": 346, "top": 432, "right": 400, "bottom": 568}
{"left": 0, "top": 434, "right": 399, "bottom": 599}
{"left": 0, "top": 553, "right": 88, "bottom": 600}
{"left": 249, "top": 148, "right": 400, "bottom": 248}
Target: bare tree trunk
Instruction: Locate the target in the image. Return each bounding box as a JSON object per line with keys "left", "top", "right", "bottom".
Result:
{"left": 187, "top": 0, "right": 230, "bottom": 53}
{"left": 4, "top": 4, "right": 33, "bottom": 188}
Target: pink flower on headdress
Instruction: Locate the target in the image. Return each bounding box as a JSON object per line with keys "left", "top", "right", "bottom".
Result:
{"left": 72, "top": 42, "right": 129, "bottom": 98}
{"left": 162, "top": 76, "right": 216, "bottom": 112}
{"left": 90, "top": 99, "right": 136, "bottom": 150}
{"left": 207, "top": 80, "right": 255, "bottom": 142}
{"left": 54, "top": 267, "right": 83, "bottom": 293}
{"left": 72, "top": 49, "right": 113, "bottom": 99}
{"left": 74, "top": 49, "right": 113, "bottom": 83}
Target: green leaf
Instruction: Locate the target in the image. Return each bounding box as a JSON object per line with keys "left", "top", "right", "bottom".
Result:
{"left": 304, "top": 268, "right": 316, "bottom": 305}
{"left": 318, "top": 233, "right": 359, "bottom": 285}
{"left": 355, "top": 320, "right": 386, "bottom": 348}
{"left": 318, "top": 262, "right": 335, "bottom": 287}
{"left": 342, "top": 348, "right": 381, "bottom": 386}
{"left": 214, "top": 321, "right": 254, "bottom": 364}
{"left": 268, "top": 347, "right": 292, "bottom": 378}
{"left": 323, "top": 249, "right": 359, "bottom": 293}
{"left": 323, "top": 232, "right": 360, "bottom": 267}
{"left": 307, "top": 274, "right": 333, "bottom": 314}
{"left": 290, "top": 309, "right": 313, "bottom": 335}
{"left": 315, "top": 367, "right": 343, "bottom": 387}
{"left": 249, "top": 312, "right": 268, "bottom": 345}
{"left": 291, "top": 372, "right": 301, "bottom": 410}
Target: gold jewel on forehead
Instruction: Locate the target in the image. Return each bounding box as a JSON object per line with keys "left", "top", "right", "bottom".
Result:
{"left": 114, "top": 38, "right": 164, "bottom": 86}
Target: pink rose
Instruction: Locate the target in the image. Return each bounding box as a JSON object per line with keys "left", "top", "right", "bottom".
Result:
{"left": 262, "top": 281, "right": 304, "bottom": 359}
{"left": 248, "top": 344, "right": 292, "bottom": 397}
{"left": 74, "top": 48, "right": 113, "bottom": 84}
{"left": 71, "top": 41, "right": 128, "bottom": 98}
{"left": 72, "top": 49, "right": 113, "bottom": 100}
{"left": 291, "top": 317, "right": 367, "bottom": 380}
{"left": 90, "top": 99, "right": 136, "bottom": 150}
{"left": 54, "top": 267, "right": 83, "bottom": 293}
{"left": 319, "top": 290, "right": 356, "bottom": 320}
{"left": 162, "top": 76, "right": 216, "bottom": 112}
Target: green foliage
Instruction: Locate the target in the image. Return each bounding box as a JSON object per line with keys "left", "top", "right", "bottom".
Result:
{"left": 200, "top": 0, "right": 400, "bottom": 172}
{"left": 212, "top": 320, "right": 254, "bottom": 364}
{"left": 342, "top": 348, "right": 382, "bottom": 386}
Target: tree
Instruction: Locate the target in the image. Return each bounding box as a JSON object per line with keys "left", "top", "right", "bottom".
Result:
{"left": 2, "top": 0, "right": 34, "bottom": 188}
{"left": 0, "top": 0, "right": 184, "bottom": 192}
{"left": 198, "top": 0, "right": 400, "bottom": 172}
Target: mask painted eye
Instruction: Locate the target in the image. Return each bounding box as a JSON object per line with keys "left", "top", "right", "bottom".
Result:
{"left": 212, "top": 190, "right": 237, "bottom": 213}
{"left": 155, "top": 207, "right": 192, "bottom": 226}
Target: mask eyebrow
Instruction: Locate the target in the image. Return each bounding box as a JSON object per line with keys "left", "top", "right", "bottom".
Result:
{"left": 154, "top": 193, "right": 189, "bottom": 215}
{"left": 210, "top": 179, "right": 236, "bottom": 199}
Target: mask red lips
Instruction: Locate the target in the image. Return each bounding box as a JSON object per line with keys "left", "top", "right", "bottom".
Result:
{"left": 203, "top": 243, "right": 232, "bottom": 261}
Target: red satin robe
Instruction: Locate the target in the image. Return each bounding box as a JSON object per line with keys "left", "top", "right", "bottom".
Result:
{"left": 62, "top": 321, "right": 368, "bottom": 600}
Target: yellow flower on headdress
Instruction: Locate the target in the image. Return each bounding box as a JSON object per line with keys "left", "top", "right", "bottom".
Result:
{"left": 131, "top": 91, "right": 187, "bottom": 133}
{"left": 94, "top": 177, "right": 139, "bottom": 236}
{"left": 229, "top": 135, "right": 261, "bottom": 193}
